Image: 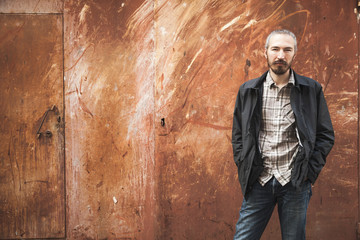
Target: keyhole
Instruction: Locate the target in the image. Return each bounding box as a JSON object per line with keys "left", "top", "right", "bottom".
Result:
{"left": 45, "top": 130, "right": 52, "bottom": 138}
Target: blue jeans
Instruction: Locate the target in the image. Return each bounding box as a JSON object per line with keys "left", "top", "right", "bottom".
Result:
{"left": 234, "top": 177, "right": 312, "bottom": 240}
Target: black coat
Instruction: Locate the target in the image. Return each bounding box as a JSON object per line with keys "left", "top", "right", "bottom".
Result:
{"left": 232, "top": 70, "right": 335, "bottom": 197}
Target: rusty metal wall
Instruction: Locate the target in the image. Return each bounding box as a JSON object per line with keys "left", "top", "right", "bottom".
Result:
{"left": 0, "top": 0, "right": 358, "bottom": 239}
{"left": 155, "top": 0, "right": 358, "bottom": 239}
{"left": 297, "top": 2, "right": 358, "bottom": 239}
{"left": 63, "top": 0, "right": 156, "bottom": 239}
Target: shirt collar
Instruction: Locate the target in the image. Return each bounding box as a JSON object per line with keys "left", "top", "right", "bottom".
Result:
{"left": 264, "top": 69, "right": 295, "bottom": 89}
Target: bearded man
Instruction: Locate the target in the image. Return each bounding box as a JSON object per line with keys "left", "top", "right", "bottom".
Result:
{"left": 231, "top": 29, "right": 335, "bottom": 240}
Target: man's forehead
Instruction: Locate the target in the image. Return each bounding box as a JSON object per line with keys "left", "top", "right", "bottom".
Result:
{"left": 268, "top": 33, "right": 295, "bottom": 47}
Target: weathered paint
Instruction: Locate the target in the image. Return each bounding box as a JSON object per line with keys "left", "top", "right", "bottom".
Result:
{"left": 0, "top": 0, "right": 358, "bottom": 239}
{"left": 154, "top": 0, "right": 357, "bottom": 239}
{"left": 0, "top": 0, "right": 63, "bottom": 13}
{"left": 300, "top": 1, "right": 358, "bottom": 239}
{"left": 0, "top": 14, "right": 65, "bottom": 238}
{"left": 64, "top": 0, "right": 156, "bottom": 239}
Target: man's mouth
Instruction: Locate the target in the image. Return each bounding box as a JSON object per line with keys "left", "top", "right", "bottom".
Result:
{"left": 274, "top": 61, "right": 287, "bottom": 65}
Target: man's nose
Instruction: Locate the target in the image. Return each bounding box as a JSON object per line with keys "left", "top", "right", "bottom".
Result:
{"left": 277, "top": 50, "right": 285, "bottom": 59}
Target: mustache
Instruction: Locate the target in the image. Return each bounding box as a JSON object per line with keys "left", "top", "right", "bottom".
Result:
{"left": 274, "top": 60, "right": 287, "bottom": 65}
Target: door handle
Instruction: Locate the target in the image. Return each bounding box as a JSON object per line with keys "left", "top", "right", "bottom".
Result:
{"left": 36, "top": 105, "right": 58, "bottom": 139}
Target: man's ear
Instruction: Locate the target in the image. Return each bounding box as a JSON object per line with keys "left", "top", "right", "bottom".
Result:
{"left": 264, "top": 49, "right": 268, "bottom": 59}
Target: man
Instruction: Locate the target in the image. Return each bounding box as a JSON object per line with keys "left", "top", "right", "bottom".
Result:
{"left": 231, "top": 29, "right": 335, "bottom": 240}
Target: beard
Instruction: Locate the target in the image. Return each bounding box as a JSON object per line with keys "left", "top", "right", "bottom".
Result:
{"left": 267, "top": 59, "right": 293, "bottom": 75}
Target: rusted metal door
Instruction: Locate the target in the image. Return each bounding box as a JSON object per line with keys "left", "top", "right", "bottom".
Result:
{"left": 0, "top": 14, "right": 65, "bottom": 238}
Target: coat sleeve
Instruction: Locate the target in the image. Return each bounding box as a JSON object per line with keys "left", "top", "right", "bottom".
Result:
{"left": 232, "top": 88, "right": 243, "bottom": 167}
{"left": 307, "top": 87, "right": 335, "bottom": 183}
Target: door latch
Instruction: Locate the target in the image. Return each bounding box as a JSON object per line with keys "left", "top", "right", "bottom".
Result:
{"left": 36, "top": 105, "right": 58, "bottom": 139}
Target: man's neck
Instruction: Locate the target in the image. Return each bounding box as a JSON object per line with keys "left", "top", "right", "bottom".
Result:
{"left": 269, "top": 69, "right": 291, "bottom": 88}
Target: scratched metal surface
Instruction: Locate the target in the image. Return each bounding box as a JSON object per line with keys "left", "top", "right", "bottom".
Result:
{"left": 63, "top": 0, "right": 156, "bottom": 239}
{"left": 0, "top": 0, "right": 63, "bottom": 13}
{"left": 0, "top": 14, "right": 65, "bottom": 238}
{"left": 0, "top": 0, "right": 358, "bottom": 239}
{"left": 154, "top": 0, "right": 358, "bottom": 239}
{"left": 299, "top": 1, "right": 358, "bottom": 239}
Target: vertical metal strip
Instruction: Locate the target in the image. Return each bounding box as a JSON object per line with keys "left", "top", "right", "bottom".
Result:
{"left": 61, "top": 7, "right": 67, "bottom": 239}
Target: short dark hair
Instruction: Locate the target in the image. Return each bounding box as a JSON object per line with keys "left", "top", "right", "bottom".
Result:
{"left": 265, "top": 29, "right": 297, "bottom": 52}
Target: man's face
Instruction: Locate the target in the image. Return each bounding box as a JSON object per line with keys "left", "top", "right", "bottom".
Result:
{"left": 265, "top": 33, "right": 296, "bottom": 75}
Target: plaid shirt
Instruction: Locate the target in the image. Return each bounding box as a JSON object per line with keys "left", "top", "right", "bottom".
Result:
{"left": 258, "top": 71, "right": 299, "bottom": 186}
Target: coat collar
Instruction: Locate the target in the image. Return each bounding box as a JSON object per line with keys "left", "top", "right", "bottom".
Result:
{"left": 246, "top": 69, "right": 310, "bottom": 90}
